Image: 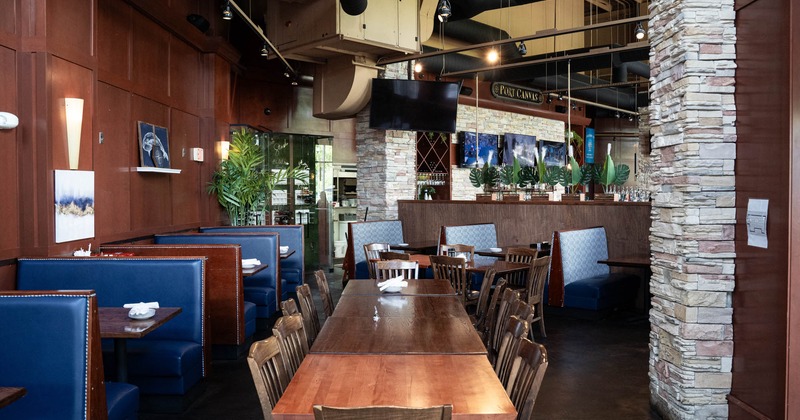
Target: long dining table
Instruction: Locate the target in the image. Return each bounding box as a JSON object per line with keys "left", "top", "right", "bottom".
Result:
{"left": 272, "top": 279, "right": 517, "bottom": 419}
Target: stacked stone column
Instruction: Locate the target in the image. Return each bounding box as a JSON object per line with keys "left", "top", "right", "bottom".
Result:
{"left": 648, "top": 0, "right": 737, "bottom": 418}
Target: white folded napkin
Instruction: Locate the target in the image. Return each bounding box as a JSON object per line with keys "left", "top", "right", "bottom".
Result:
{"left": 123, "top": 301, "right": 159, "bottom": 316}
{"left": 280, "top": 246, "right": 289, "bottom": 253}
{"left": 242, "top": 258, "right": 261, "bottom": 266}
{"left": 377, "top": 275, "right": 408, "bottom": 291}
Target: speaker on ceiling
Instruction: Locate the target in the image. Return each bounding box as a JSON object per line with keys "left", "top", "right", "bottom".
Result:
{"left": 341, "top": 0, "right": 368, "bottom": 16}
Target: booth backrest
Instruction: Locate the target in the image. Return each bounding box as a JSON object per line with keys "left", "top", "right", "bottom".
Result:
{"left": 16, "top": 257, "right": 207, "bottom": 376}
{"left": 0, "top": 290, "right": 108, "bottom": 419}
{"left": 346, "top": 220, "right": 404, "bottom": 279}
{"left": 101, "top": 244, "right": 248, "bottom": 346}
{"left": 200, "top": 225, "right": 305, "bottom": 290}
{"left": 440, "top": 223, "right": 499, "bottom": 267}
{"left": 558, "top": 226, "right": 610, "bottom": 285}
{"left": 154, "top": 233, "right": 280, "bottom": 314}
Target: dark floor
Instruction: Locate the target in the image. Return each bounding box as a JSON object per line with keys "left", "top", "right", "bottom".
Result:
{"left": 141, "top": 268, "right": 660, "bottom": 420}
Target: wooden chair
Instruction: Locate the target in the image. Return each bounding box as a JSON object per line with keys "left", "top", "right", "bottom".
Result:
{"left": 272, "top": 313, "right": 309, "bottom": 378}
{"left": 506, "top": 338, "right": 549, "bottom": 420}
{"left": 379, "top": 251, "right": 410, "bottom": 261}
{"left": 296, "top": 284, "right": 321, "bottom": 346}
{"left": 481, "top": 278, "right": 509, "bottom": 342}
{"left": 375, "top": 259, "right": 419, "bottom": 280}
{"left": 439, "top": 243, "right": 475, "bottom": 264}
{"left": 495, "top": 316, "right": 531, "bottom": 387}
{"left": 314, "top": 269, "right": 335, "bottom": 318}
{"left": 525, "top": 256, "right": 551, "bottom": 338}
{"left": 430, "top": 255, "right": 478, "bottom": 306}
{"left": 281, "top": 297, "right": 299, "bottom": 316}
{"left": 364, "top": 243, "right": 392, "bottom": 279}
{"left": 313, "top": 404, "right": 453, "bottom": 420}
{"left": 504, "top": 247, "right": 538, "bottom": 289}
{"left": 470, "top": 268, "right": 497, "bottom": 328}
{"left": 489, "top": 288, "right": 520, "bottom": 364}
{"left": 247, "top": 336, "right": 290, "bottom": 420}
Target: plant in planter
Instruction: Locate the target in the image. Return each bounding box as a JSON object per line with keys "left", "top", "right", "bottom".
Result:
{"left": 498, "top": 158, "right": 522, "bottom": 200}
{"left": 469, "top": 163, "right": 499, "bottom": 201}
{"left": 208, "top": 128, "right": 308, "bottom": 226}
{"left": 598, "top": 144, "right": 631, "bottom": 194}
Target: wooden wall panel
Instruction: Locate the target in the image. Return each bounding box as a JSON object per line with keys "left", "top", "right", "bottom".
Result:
{"left": 731, "top": 0, "right": 791, "bottom": 418}
{"left": 235, "top": 78, "right": 292, "bottom": 131}
{"left": 0, "top": 46, "right": 19, "bottom": 259}
{"left": 0, "top": 265, "right": 16, "bottom": 291}
{"left": 169, "top": 37, "right": 200, "bottom": 113}
{"left": 130, "top": 94, "right": 172, "bottom": 231}
{"left": 94, "top": 82, "right": 132, "bottom": 238}
{"left": 47, "top": 0, "right": 93, "bottom": 65}
{"left": 397, "top": 200, "right": 651, "bottom": 258}
{"left": 170, "top": 108, "right": 201, "bottom": 226}
{"left": 130, "top": 11, "right": 170, "bottom": 105}
{"left": 97, "top": 0, "right": 131, "bottom": 86}
{"left": 49, "top": 56, "right": 93, "bottom": 172}
{"left": 0, "top": 0, "right": 16, "bottom": 40}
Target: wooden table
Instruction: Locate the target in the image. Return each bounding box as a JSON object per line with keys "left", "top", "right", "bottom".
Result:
{"left": 242, "top": 262, "right": 269, "bottom": 277}
{"left": 99, "top": 307, "right": 182, "bottom": 382}
{"left": 333, "top": 295, "right": 469, "bottom": 318}
{"left": 272, "top": 354, "right": 516, "bottom": 419}
{"left": 468, "top": 260, "right": 530, "bottom": 275}
{"left": 0, "top": 387, "right": 26, "bottom": 409}
{"left": 280, "top": 250, "right": 296, "bottom": 259}
{"left": 390, "top": 240, "right": 438, "bottom": 254}
{"left": 342, "top": 279, "right": 457, "bottom": 296}
{"left": 598, "top": 256, "right": 651, "bottom": 311}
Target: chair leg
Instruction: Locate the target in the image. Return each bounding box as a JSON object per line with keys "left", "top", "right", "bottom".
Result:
{"left": 537, "top": 302, "right": 546, "bottom": 338}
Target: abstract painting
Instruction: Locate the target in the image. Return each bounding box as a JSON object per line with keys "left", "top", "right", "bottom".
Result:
{"left": 461, "top": 131, "right": 499, "bottom": 167}
{"left": 137, "top": 121, "right": 171, "bottom": 168}
{"left": 503, "top": 133, "right": 537, "bottom": 166}
{"left": 55, "top": 170, "right": 95, "bottom": 243}
{"left": 540, "top": 140, "right": 567, "bottom": 167}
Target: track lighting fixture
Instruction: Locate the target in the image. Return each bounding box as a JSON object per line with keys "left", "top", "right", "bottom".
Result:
{"left": 260, "top": 43, "right": 269, "bottom": 57}
{"left": 572, "top": 102, "right": 577, "bottom": 110}
{"left": 635, "top": 22, "right": 645, "bottom": 40}
{"left": 222, "top": 2, "right": 233, "bottom": 20}
{"left": 437, "top": 0, "right": 451, "bottom": 23}
{"left": 486, "top": 48, "right": 499, "bottom": 64}
{"left": 517, "top": 41, "right": 527, "bottom": 56}
{"left": 615, "top": 111, "right": 621, "bottom": 119}
{"left": 557, "top": 92, "right": 563, "bottom": 101}
{"left": 628, "top": 114, "right": 635, "bottom": 122}
{"left": 414, "top": 62, "right": 423, "bottom": 73}
{"left": 546, "top": 96, "right": 552, "bottom": 104}
{"left": 284, "top": 69, "right": 291, "bottom": 78}
{"left": 291, "top": 77, "right": 298, "bottom": 86}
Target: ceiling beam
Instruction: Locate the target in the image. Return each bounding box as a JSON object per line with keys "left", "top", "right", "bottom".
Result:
{"left": 585, "top": 0, "right": 613, "bottom": 12}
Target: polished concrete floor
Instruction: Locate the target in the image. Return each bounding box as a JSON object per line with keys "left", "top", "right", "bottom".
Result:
{"left": 142, "top": 269, "right": 660, "bottom": 420}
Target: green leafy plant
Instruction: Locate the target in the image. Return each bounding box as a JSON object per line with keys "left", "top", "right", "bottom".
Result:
{"left": 208, "top": 128, "right": 308, "bottom": 225}
{"left": 598, "top": 151, "right": 631, "bottom": 193}
{"left": 518, "top": 165, "right": 537, "bottom": 188}
{"left": 469, "top": 163, "right": 500, "bottom": 193}
{"left": 499, "top": 158, "right": 522, "bottom": 189}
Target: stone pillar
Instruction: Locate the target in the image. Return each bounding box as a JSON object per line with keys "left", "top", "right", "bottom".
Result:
{"left": 648, "top": 1, "right": 737, "bottom": 418}
{"left": 355, "top": 63, "right": 417, "bottom": 221}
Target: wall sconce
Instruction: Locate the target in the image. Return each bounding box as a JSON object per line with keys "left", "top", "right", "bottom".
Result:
{"left": 219, "top": 140, "right": 231, "bottom": 160}
{"left": 64, "top": 98, "right": 84, "bottom": 170}
{"left": 0, "top": 112, "right": 19, "bottom": 129}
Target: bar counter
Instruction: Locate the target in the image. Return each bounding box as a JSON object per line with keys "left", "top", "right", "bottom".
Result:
{"left": 397, "top": 199, "right": 651, "bottom": 258}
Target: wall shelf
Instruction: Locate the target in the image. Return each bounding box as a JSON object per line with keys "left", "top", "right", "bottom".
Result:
{"left": 135, "top": 167, "right": 182, "bottom": 174}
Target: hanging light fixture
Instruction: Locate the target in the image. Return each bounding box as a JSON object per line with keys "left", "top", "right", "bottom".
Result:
{"left": 260, "top": 43, "right": 269, "bottom": 57}
{"left": 222, "top": 2, "right": 233, "bottom": 20}
{"left": 437, "top": 0, "right": 451, "bottom": 23}
{"left": 517, "top": 41, "right": 527, "bottom": 56}
{"left": 414, "top": 62, "right": 423, "bottom": 73}
{"left": 635, "top": 22, "right": 646, "bottom": 40}
{"left": 486, "top": 48, "right": 499, "bottom": 64}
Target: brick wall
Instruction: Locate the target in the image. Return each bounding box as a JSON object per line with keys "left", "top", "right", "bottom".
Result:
{"left": 648, "top": 0, "right": 737, "bottom": 418}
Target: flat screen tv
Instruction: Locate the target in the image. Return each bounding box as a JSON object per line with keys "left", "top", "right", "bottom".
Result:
{"left": 503, "top": 133, "right": 537, "bottom": 166}
{"left": 460, "top": 131, "right": 499, "bottom": 168}
{"left": 369, "top": 79, "right": 460, "bottom": 133}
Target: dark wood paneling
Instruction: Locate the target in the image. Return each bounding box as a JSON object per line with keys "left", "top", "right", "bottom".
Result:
{"left": 0, "top": 46, "right": 19, "bottom": 258}
{"left": 97, "top": 0, "right": 131, "bottom": 86}
{"left": 170, "top": 108, "right": 201, "bottom": 225}
{"left": 130, "top": 94, "right": 172, "bottom": 231}
{"left": 47, "top": 0, "right": 94, "bottom": 65}
{"left": 787, "top": 0, "right": 800, "bottom": 416}
{"left": 397, "top": 200, "right": 651, "bottom": 258}
{"left": 130, "top": 11, "right": 170, "bottom": 105}
{"left": 0, "top": 264, "right": 15, "bottom": 291}
{"left": 169, "top": 38, "right": 200, "bottom": 113}
{"left": 50, "top": 56, "right": 94, "bottom": 172}
{"left": 0, "top": 0, "right": 16, "bottom": 41}
{"left": 731, "top": 0, "right": 791, "bottom": 418}
{"left": 95, "top": 82, "right": 132, "bottom": 238}
{"left": 235, "top": 78, "right": 292, "bottom": 131}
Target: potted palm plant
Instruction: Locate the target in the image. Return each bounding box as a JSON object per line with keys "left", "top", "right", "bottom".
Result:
{"left": 469, "top": 163, "right": 499, "bottom": 201}
{"left": 498, "top": 158, "right": 522, "bottom": 200}
{"left": 595, "top": 144, "right": 630, "bottom": 200}
{"left": 208, "top": 128, "right": 308, "bottom": 225}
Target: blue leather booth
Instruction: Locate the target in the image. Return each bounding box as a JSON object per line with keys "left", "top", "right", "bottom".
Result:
{"left": 201, "top": 225, "right": 305, "bottom": 299}
{"left": 440, "top": 223, "right": 500, "bottom": 289}
{"left": 548, "top": 226, "right": 640, "bottom": 310}
{"left": 0, "top": 290, "right": 139, "bottom": 420}
{"left": 16, "top": 257, "right": 207, "bottom": 399}
{"left": 346, "top": 220, "right": 404, "bottom": 280}
{"left": 155, "top": 233, "right": 280, "bottom": 318}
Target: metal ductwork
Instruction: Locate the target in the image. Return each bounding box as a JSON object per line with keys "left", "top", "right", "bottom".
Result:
{"left": 443, "top": 0, "right": 545, "bottom": 22}
{"left": 438, "top": 20, "right": 522, "bottom": 61}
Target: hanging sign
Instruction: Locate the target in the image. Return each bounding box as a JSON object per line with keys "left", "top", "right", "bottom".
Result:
{"left": 490, "top": 82, "right": 543, "bottom": 105}
{"left": 585, "top": 128, "right": 596, "bottom": 164}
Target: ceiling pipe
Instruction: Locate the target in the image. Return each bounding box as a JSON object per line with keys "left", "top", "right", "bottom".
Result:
{"left": 228, "top": 0, "right": 296, "bottom": 77}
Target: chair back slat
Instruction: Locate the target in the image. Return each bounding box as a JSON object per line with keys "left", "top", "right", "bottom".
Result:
{"left": 247, "top": 336, "right": 290, "bottom": 420}
{"left": 314, "top": 270, "right": 335, "bottom": 318}
{"left": 504, "top": 248, "right": 538, "bottom": 288}
{"left": 482, "top": 278, "right": 509, "bottom": 344}
{"left": 364, "top": 243, "right": 392, "bottom": 279}
{"left": 429, "top": 255, "right": 471, "bottom": 304}
{"left": 272, "top": 314, "right": 309, "bottom": 378}
{"left": 296, "top": 284, "right": 321, "bottom": 346}
{"left": 439, "top": 244, "right": 475, "bottom": 264}
{"left": 281, "top": 298, "right": 299, "bottom": 316}
{"left": 526, "top": 256, "right": 551, "bottom": 339}
{"left": 379, "top": 251, "right": 410, "bottom": 261}
{"left": 495, "top": 316, "right": 530, "bottom": 387}
{"left": 375, "top": 260, "right": 419, "bottom": 280}
{"left": 472, "top": 268, "right": 497, "bottom": 330}
{"left": 490, "top": 288, "right": 520, "bottom": 364}
{"left": 507, "top": 339, "right": 549, "bottom": 420}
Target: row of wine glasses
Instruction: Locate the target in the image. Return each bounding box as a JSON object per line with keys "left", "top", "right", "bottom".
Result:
{"left": 606, "top": 185, "right": 651, "bottom": 202}
{"left": 417, "top": 172, "right": 447, "bottom": 186}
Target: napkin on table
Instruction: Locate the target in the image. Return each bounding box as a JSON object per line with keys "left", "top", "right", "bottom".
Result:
{"left": 377, "top": 275, "right": 408, "bottom": 291}
{"left": 242, "top": 258, "right": 261, "bottom": 266}
{"left": 123, "top": 301, "right": 159, "bottom": 316}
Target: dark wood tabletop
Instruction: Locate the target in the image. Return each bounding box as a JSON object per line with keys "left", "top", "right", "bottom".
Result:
{"left": 332, "top": 295, "right": 468, "bottom": 318}
{"left": 0, "top": 387, "right": 26, "bottom": 409}
{"left": 598, "top": 256, "right": 651, "bottom": 268}
{"left": 98, "top": 307, "right": 182, "bottom": 338}
{"left": 242, "top": 262, "right": 269, "bottom": 277}
{"left": 390, "top": 240, "right": 439, "bottom": 254}
{"left": 468, "top": 260, "right": 530, "bottom": 275}
{"left": 342, "top": 279, "right": 457, "bottom": 296}
{"left": 311, "top": 316, "right": 487, "bottom": 355}
{"left": 280, "top": 250, "right": 296, "bottom": 259}
{"left": 272, "top": 354, "right": 516, "bottom": 419}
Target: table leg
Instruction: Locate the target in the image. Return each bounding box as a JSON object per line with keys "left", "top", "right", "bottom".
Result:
{"left": 114, "top": 338, "right": 128, "bottom": 383}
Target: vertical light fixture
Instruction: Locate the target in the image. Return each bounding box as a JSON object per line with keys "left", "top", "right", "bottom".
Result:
{"left": 437, "top": 0, "right": 451, "bottom": 22}
{"left": 222, "top": 2, "right": 233, "bottom": 20}
{"left": 219, "top": 140, "right": 231, "bottom": 160}
{"left": 64, "top": 98, "right": 84, "bottom": 170}
{"left": 635, "top": 22, "right": 646, "bottom": 40}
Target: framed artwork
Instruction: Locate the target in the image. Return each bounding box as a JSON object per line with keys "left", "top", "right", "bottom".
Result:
{"left": 137, "top": 121, "right": 171, "bottom": 168}
{"left": 54, "top": 170, "right": 95, "bottom": 243}
{"left": 503, "top": 133, "right": 537, "bottom": 166}
{"left": 460, "top": 131, "right": 499, "bottom": 167}
{"left": 540, "top": 140, "right": 567, "bottom": 167}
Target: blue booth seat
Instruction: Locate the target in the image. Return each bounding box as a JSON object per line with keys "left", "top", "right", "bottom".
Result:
{"left": 440, "top": 223, "right": 500, "bottom": 289}
{"left": 16, "top": 257, "right": 207, "bottom": 400}
{"left": 201, "top": 225, "right": 305, "bottom": 298}
{"left": 346, "top": 220, "right": 405, "bottom": 280}
{"left": 0, "top": 290, "right": 139, "bottom": 420}
{"left": 155, "top": 233, "right": 280, "bottom": 318}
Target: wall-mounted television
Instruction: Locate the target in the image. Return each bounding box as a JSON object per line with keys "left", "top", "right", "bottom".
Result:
{"left": 459, "top": 131, "right": 499, "bottom": 168}
{"left": 540, "top": 140, "right": 567, "bottom": 167}
{"left": 503, "top": 133, "right": 537, "bottom": 166}
{"left": 369, "top": 79, "right": 460, "bottom": 133}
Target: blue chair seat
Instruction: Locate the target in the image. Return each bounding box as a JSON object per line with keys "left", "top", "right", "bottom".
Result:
{"left": 564, "top": 273, "right": 640, "bottom": 311}
{"left": 106, "top": 381, "right": 140, "bottom": 420}
{"left": 244, "top": 301, "right": 257, "bottom": 338}
{"left": 102, "top": 339, "right": 203, "bottom": 394}
{"left": 244, "top": 286, "right": 277, "bottom": 317}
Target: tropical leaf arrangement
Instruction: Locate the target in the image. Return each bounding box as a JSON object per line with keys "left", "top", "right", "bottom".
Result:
{"left": 498, "top": 158, "right": 522, "bottom": 188}
{"left": 208, "top": 128, "right": 308, "bottom": 225}
{"left": 598, "top": 146, "right": 630, "bottom": 192}
{"left": 518, "top": 165, "right": 537, "bottom": 188}
{"left": 469, "top": 163, "right": 500, "bottom": 192}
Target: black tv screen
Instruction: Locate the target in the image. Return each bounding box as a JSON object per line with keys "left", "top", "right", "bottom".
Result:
{"left": 368, "top": 79, "right": 460, "bottom": 133}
